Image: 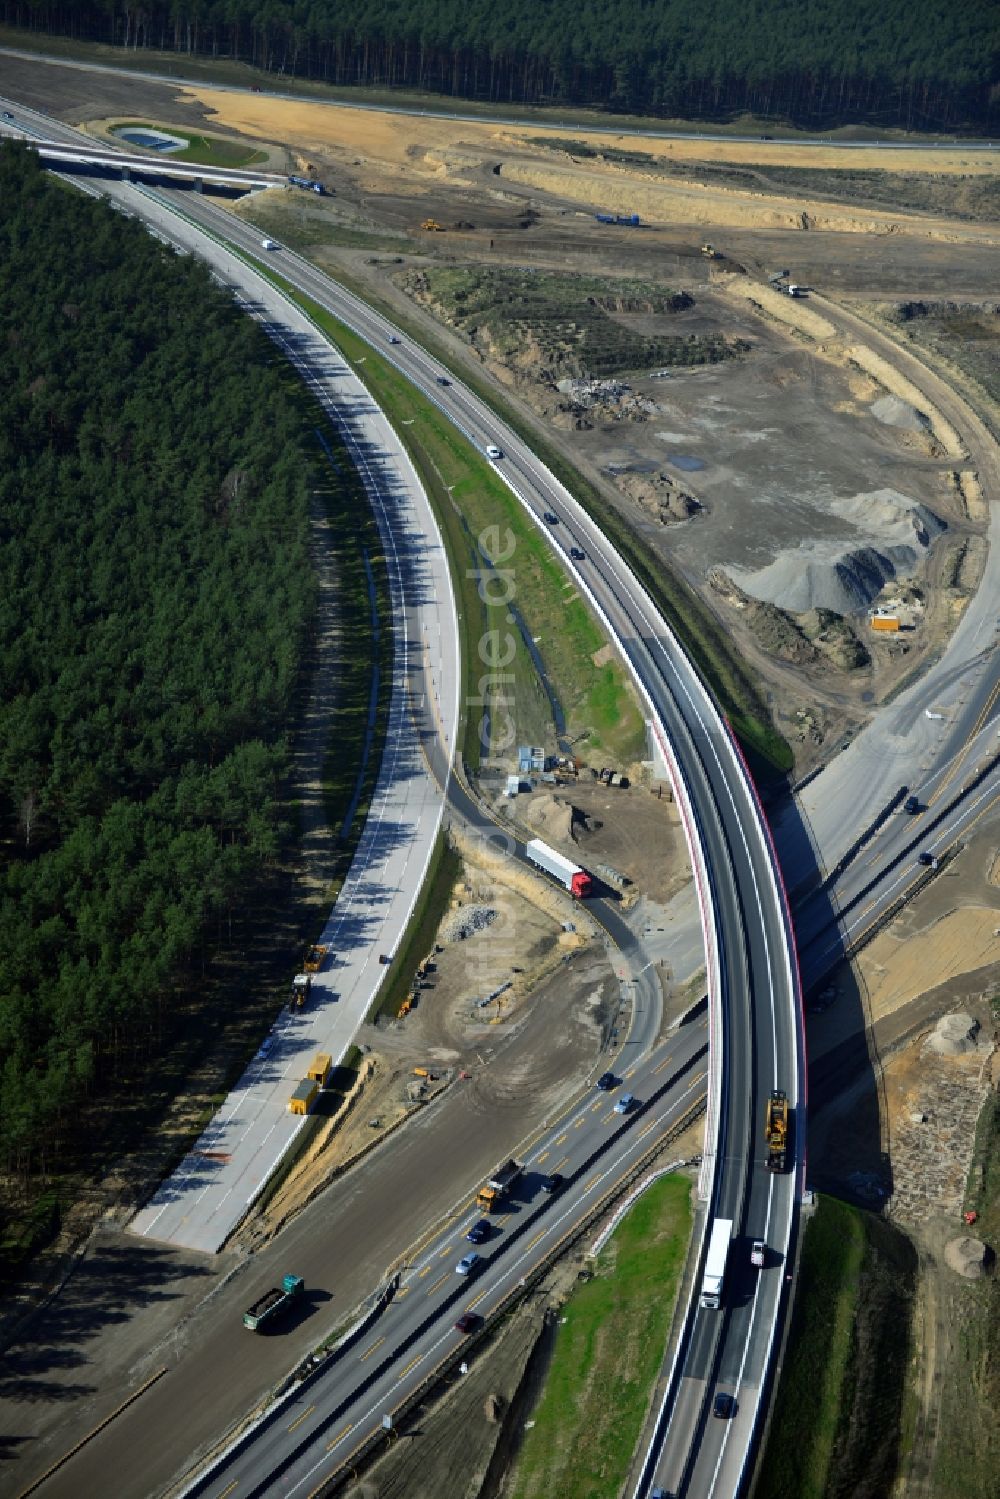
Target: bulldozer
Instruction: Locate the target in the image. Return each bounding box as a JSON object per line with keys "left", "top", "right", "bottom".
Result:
{"left": 421, "top": 218, "right": 444, "bottom": 231}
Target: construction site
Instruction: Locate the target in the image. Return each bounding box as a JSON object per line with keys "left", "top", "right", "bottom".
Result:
{"left": 1, "top": 39, "right": 998, "bottom": 1499}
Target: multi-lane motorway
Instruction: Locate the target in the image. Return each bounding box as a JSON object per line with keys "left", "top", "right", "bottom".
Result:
{"left": 31, "top": 93, "right": 1000, "bottom": 1499}
{"left": 3, "top": 94, "right": 796, "bottom": 1499}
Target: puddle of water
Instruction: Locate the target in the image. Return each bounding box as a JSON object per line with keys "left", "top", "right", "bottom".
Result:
{"left": 667, "top": 454, "right": 706, "bottom": 472}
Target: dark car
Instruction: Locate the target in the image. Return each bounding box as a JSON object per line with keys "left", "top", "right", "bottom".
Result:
{"left": 570, "top": 547, "right": 586, "bottom": 560}
{"left": 436, "top": 375, "right": 450, "bottom": 385}
{"left": 596, "top": 1071, "right": 616, "bottom": 1091}
{"left": 712, "top": 1390, "right": 737, "bottom": 1419}
{"left": 543, "top": 512, "right": 558, "bottom": 524}
{"left": 918, "top": 851, "right": 939, "bottom": 869}
{"left": 466, "top": 1218, "right": 491, "bottom": 1244}
{"left": 903, "top": 795, "right": 920, "bottom": 814}
{"left": 540, "top": 1173, "right": 564, "bottom": 1194}
{"left": 387, "top": 334, "right": 401, "bottom": 345}
{"left": 455, "top": 1312, "right": 480, "bottom": 1334}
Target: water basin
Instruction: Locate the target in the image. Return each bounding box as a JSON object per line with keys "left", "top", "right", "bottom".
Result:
{"left": 114, "top": 127, "right": 187, "bottom": 153}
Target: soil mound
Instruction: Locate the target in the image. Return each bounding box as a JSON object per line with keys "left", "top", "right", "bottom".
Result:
{"left": 944, "top": 1235, "right": 990, "bottom": 1279}
{"left": 523, "top": 792, "right": 574, "bottom": 845}
{"left": 924, "top": 1012, "right": 981, "bottom": 1056}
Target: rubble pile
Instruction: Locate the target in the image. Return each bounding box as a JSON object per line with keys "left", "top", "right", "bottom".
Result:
{"left": 442, "top": 905, "right": 498, "bottom": 943}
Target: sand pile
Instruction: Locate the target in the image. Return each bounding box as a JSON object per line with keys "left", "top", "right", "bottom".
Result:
{"left": 724, "top": 487, "right": 944, "bottom": 615}
{"left": 524, "top": 792, "right": 574, "bottom": 846}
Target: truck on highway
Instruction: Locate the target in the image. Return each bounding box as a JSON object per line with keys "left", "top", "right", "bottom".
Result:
{"left": 290, "top": 972, "right": 312, "bottom": 1008}
{"left": 525, "top": 839, "right": 593, "bottom": 899}
{"left": 303, "top": 944, "right": 328, "bottom": 973}
{"left": 476, "top": 1158, "right": 522, "bottom": 1212}
{"left": 765, "top": 1090, "right": 789, "bottom": 1171}
{"left": 700, "top": 1217, "right": 734, "bottom": 1309}
{"left": 243, "top": 1273, "right": 304, "bottom": 1331}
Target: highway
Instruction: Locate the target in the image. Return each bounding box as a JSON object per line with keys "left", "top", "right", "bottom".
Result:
{"left": 7, "top": 82, "right": 998, "bottom": 1499}
{"left": 128, "top": 188, "right": 802, "bottom": 1497}
{"left": 4, "top": 99, "right": 803, "bottom": 1499}
{"left": 184, "top": 1025, "right": 710, "bottom": 1497}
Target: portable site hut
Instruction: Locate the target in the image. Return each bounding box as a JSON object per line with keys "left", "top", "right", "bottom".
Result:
{"left": 307, "top": 1053, "right": 332, "bottom": 1087}
{"left": 288, "top": 1079, "right": 319, "bottom": 1115}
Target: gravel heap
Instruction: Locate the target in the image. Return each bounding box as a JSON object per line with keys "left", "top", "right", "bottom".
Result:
{"left": 442, "top": 905, "right": 498, "bottom": 943}
{"left": 870, "top": 394, "right": 931, "bottom": 432}
{"left": 924, "top": 1012, "right": 982, "bottom": 1057}
{"left": 724, "top": 487, "right": 944, "bottom": 616}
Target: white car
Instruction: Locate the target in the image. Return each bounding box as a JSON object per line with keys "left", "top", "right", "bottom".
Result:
{"left": 485, "top": 444, "right": 503, "bottom": 460}
{"left": 613, "top": 1093, "right": 635, "bottom": 1115}
{"left": 751, "top": 1239, "right": 765, "bottom": 1267}
{"left": 261, "top": 238, "right": 279, "bottom": 250}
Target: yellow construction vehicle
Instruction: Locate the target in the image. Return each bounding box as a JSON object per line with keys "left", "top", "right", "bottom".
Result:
{"left": 421, "top": 218, "right": 444, "bottom": 231}
{"left": 765, "top": 1090, "right": 788, "bottom": 1171}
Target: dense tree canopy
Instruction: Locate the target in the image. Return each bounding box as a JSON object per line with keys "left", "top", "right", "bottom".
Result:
{"left": 2, "top": 0, "right": 997, "bottom": 131}
{"left": 0, "top": 144, "right": 315, "bottom": 1173}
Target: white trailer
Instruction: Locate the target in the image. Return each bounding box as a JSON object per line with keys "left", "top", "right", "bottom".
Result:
{"left": 700, "top": 1217, "right": 734, "bottom": 1309}
{"left": 524, "top": 838, "right": 593, "bottom": 898}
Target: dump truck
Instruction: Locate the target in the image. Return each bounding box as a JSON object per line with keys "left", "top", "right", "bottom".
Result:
{"left": 765, "top": 1090, "right": 788, "bottom": 1172}
{"left": 700, "top": 1217, "right": 733, "bottom": 1309}
{"left": 290, "top": 973, "right": 312, "bottom": 1009}
{"left": 303, "top": 944, "right": 328, "bottom": 973}
{"left": 525, "top": 839, "right": 592, "bottom": 898}
{"left": 477, "top": 1158, "right": 522, "bottom": 1212}
{"left": 243, "top": 1273, "right": 304, "bottom": 1331}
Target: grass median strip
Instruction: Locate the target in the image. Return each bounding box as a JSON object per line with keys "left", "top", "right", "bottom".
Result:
{"left": 509, "top": 1173, "right": 692, "bottom": 1499}
{"left": 265, "top": 274, "right": 647, "bottom": 768}
{"left": 274, "top": 256, "right": 790, "bottom": 780}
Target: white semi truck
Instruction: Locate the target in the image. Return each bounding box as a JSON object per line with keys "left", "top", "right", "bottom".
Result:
{"left": 700, "top": 1217, "right": 734, "bottom": 1309}
{"left": 524, "top": 838, "right": 593, "bottom": 898}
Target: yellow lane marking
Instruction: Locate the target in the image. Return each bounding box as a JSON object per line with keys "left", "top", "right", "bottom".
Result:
{"left": 287, "top": 1404, "right": 315, "bottom": 1434}
{"left": 524, "top": 1231, "right": 546, "bottom": 1252}
{"left": 396, "top": 1355, "right": 423, "bottom": 1382}
{"left": 426, "top": 1273, "right": 448, "bottom": 1296}
{"left": 359, "top": 1336, "right": 385, "bottom": 1362}
{"left": 466, "top": 1291, "right": 488, "bottom": 1310}
{"left": 574, "top": 1116, "right": 586, "bottom": 1128}
{"left": 535, "top": 1150, "right": 549, "bottom": 1164}
{"left": 653, "top": 1055, "right": 674, "bottom": 1075}
{"left": 395, "top": 1286, "right": 411, "bottom": 1300}
{"left": 639, "top": 1120, "right": 658, "bottom": 1139}
{"left": 418, "top": 1264, "right": 432, "bottom": 1277}
{"left": 327, "top": 1423, "right": 353, "bottom": 1452}
{"left": 554, "top": 1133, "right": 568, "bottom": 1145}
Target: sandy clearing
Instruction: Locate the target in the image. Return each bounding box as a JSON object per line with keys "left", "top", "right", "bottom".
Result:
{"left": 178, "top": 88, "right": 1000, "bottom": 178}
{"left": 857, "top": 906, "right": 1000, "bottom": 1022}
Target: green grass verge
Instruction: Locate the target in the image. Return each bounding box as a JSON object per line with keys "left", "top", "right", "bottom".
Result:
{"left": 265, "top": 275, "right": 647, "bottom": 768}
{"left": 370, "top": 837, "right": 460, "bottom": 1020}
{"left": 113, "top": 120, "right": 267, "bottom": 167}
{"left": 755, "top": 1196, "right": 916, "bottom": 1499}
{"left": 510, "top": 1173, "right": 692, "bottom": 1499}
{"left": 272, "top": 259, "right": 791, "bottom": 780}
